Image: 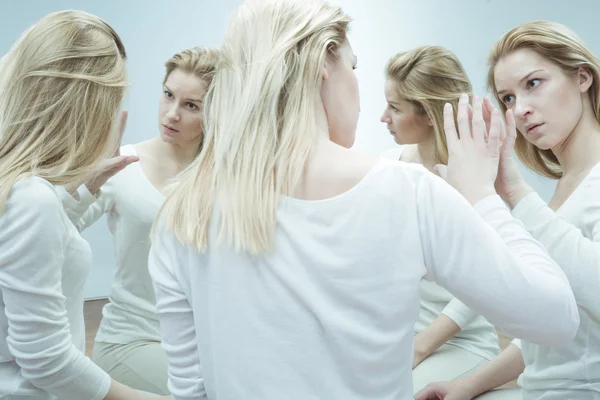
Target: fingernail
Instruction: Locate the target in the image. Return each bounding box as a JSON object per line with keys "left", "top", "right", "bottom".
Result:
{"left": 473, "top": 95, "right": 480, "bottom": 103}
{"left": 444, "top": 103, "right": 451, "bottom": 111}
{"left": 460, "top": 93, "right": 468, "bottom": 102}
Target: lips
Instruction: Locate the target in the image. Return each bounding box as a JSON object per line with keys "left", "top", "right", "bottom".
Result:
{"left": 526, "top": 123, "right": 544, "bottom": 133}
{"left": 163, "top": 124, "right": 179, "bottom": 133}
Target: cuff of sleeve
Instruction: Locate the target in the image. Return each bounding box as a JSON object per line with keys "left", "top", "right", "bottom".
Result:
{"left": 510, "top": 338, "right": 522, "bottom": 350}
{"left": 511, "top": 192, "right": 546, "bottom": 222}
{"left": 472, "top": 194, "right": 506, "bottom": 216}
{"left": 76, "top": 184, "right": 99, "bottom": 207}
{"left": 441, "top": 298, "right": 477, "bottom": 330}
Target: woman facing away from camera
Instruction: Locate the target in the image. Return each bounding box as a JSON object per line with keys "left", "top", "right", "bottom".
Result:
{"left": 0, "top": 10, "right": 170, "bottom": 400}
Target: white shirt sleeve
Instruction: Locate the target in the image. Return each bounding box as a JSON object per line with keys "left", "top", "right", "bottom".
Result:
{"left": 512, "top": 191, "right": 600, "bottom": 318}
{"left": 0, "top": 185, "right": 111, "bottom": 400}
{"left": 149, "top": 229, "right": 207, "bottom": 400}
{"left": 416, "top": 173, "right": 579, "bottom": 346}
{"left": 57, "top": 184, "right": 114, "bottom": 232}
{"left": 440, "top": 298, "right": 479, "bottom": 330}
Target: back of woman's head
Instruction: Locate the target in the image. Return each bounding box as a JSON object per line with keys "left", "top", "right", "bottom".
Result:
{"left": 158, "top": 0, "right": 351, "bottom": 255}
{"left": 487, "top": 20, "right": 600, "bottom": 179}
{"left": 0, "top": 10, "right": 127, "bottom": 211}
{"left": 386, "top": 45, "right": 472, "bottom": 164}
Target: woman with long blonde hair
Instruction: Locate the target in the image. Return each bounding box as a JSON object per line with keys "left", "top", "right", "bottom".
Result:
{"left": 380, "top": 46, "right": 500, "bottom": 392}
{"left": 148, "top": 1, "right": 579, "bottom": 398}
{"left": 417, "top": 20, "right": 600, "bottom": 400}
{"left": 59, "top": 45, "right": 219, "bottom": 395}
{"left": 0, "top": 10, "right": 167, "bottom": 400}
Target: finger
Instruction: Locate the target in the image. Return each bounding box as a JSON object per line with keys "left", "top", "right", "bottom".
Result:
{"left": 500, "top": 109, "right": 517, "bottom": 156}
{"left": 468, "top": 104, "right": 474, "bottom": 135}
{"left": 99, "top": 155, "right": 135, "bottom": 171}
{"left": 486, "top": 109, "right": 502, "bottom": 157}
{"left": 456, "top": 93, "right": 471, "bottom": 142}
{"left": 505, "top": 109, "right": 517, "bottom": 143}
{"left": 443, "top": 103, "right": 459, "bottom": 150}
{"left": 472, "top": 95, "right": 486, "bottom": 144}
{"left": 482, "top": 96, "right": 495, "bottom": 134}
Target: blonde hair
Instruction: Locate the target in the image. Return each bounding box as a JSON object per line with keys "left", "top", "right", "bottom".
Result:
{"left": 386, "top": 45, "right": 472, "bottom": 165}
{"left": 0, "top": 10, "right": 128, "bottom": 212}
{"left": 163, "top": 46, "right": 220, "bottom": 85}
{"left": 157, "top": 0, "right": 351, "bottom": 254}
{"left": 488, "top": 20, "right": 600, "bottom": 179}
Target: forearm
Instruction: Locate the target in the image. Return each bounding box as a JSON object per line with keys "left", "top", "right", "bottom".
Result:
{"left": 461, "top": 343, "right": 524, "bottom": 397}
{"left": 104, "top": 379, "right": 166, "bottom": 400}
{"left": 415, "top": 314, "right": 461, "bottom": 357}
{"left": 503, "top": 182, "right": 534, "bottom": 210}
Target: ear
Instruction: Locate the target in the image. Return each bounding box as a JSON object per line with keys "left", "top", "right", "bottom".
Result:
{"left": 578, "top": 66, "right": 593, "bottom": 93}
{"left": 427, "top": 115, "right": 434, "bottom": 127}
{"left": 321, "top": 65, "right": 329, "bottom": 82}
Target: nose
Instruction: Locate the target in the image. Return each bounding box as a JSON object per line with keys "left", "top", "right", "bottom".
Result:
{"left": 165, "top": 103, "right": 180, "bottom": 122}
{"left": 380, "top": 109, "right": 391, "bottom": 124}
{"left": 513, "top": 97, "right": 533, "bottom": 121}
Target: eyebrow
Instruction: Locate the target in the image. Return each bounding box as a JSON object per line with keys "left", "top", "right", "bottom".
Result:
{"left": 164, "top": 85, "right": 203, "bottom": 103}
{"left": 497, "top": 69, "right": 544, "bottom": 96}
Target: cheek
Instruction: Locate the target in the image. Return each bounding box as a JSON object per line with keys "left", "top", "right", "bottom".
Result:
{"left": 548, "top": 82, "right": 583, "bottom": 138}
{"left": 182, "top": 115, "right": 204, "bottom": 139}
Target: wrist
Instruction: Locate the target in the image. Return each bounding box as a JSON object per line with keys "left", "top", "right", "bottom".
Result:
{"left": 503, "top": 182, "right": 534, "bottom": 209}
{"left": 456, "top": 376, "right": 484, "bottom": 398}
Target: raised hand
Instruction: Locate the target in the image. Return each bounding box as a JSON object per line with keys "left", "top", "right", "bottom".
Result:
{"left": 434, "top": 94, "right": 503, "bottom": 205}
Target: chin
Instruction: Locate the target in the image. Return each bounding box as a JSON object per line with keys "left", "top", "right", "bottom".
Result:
{"left": 160, "top": 132, "right": 177, "bottom": 144}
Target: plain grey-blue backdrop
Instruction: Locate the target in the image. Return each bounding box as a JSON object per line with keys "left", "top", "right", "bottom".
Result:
{"left": 2, "top": 0, "right": 598, "bottom": 298}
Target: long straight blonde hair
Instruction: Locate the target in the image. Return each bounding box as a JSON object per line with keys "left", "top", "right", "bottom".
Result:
{"left": 386, "top": 46, "right": 472, "bottom": 165}
{"left": 0, "top": 10, "right": 128, "bottom": 212}
{"left": 157, "top": 0, "right": 351, "bottom": 255}
{"left": 487, "top": 21, "right": 600, "bottom": 179}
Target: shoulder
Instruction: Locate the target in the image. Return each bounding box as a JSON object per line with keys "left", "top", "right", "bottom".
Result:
{"left": 9, "top": 176, "right": 62, "bottom": 210}
{"left": 2, "top": 176, "right": 67, "bottom": 236}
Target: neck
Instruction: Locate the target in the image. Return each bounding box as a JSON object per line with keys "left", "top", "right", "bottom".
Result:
{"left": 154, "top": 137, "right": 201, "bottom": 170}
{"left": 416, "top": 137, "right": 437, "bottom": 171}
{"left": 552, "top": 104, "right": 600, "bottom": 177}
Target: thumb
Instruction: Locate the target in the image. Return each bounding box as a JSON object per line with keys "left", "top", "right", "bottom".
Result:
{"left": 414, "top": 385, "right": 441, "bottom": 400}
{"left": 433, "top": 164, "right": 448, "bottom": 181}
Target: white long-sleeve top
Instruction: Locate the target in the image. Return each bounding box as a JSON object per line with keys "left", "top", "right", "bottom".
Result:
{"left": 0, "top": 177, "right": 111, "bottom": 400}
{"left": 382, "top": 147, "right": 500, "bottom": 360}
{"left": 57, "top": 144, "right": 164, "bottom": 345}
{"left": 149, "top": 158, "right": 579, "bottom": 400}
{"left": 510, "top": 162, "right": 600, "bottom": 400}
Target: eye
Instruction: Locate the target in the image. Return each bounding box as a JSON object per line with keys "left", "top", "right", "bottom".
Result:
{"left": 526, "top": 78, "right": 541, "bottom": 89}
{"left": 501, "top": 94, "right": 515, "bottom": 106}
{"left": 389, "top": 103, "right": 398, "bottom": 111}
{"left": 186, "top": 102, "right": 199, "bottom": 110}
{"left": 352, "top": 64, "right": 358, "bottom": 70}
{"left": 164, "top": 90, "right": 173, "bottom": 99}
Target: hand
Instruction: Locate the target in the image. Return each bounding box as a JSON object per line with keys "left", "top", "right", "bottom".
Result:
{"left": 493, "top": 109, "right": 533, "bottom": 208}
{"left": 85, "top": 110, "right": 138, "bottom": 195}
{"left": 415, "top": 379, "right": 476, "bottom": 400}
{"left": 434, "top": 94, "right": 503, "bottom": 205}
{"left": 84, "top": 154, "right": 139, "bottom": 195}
